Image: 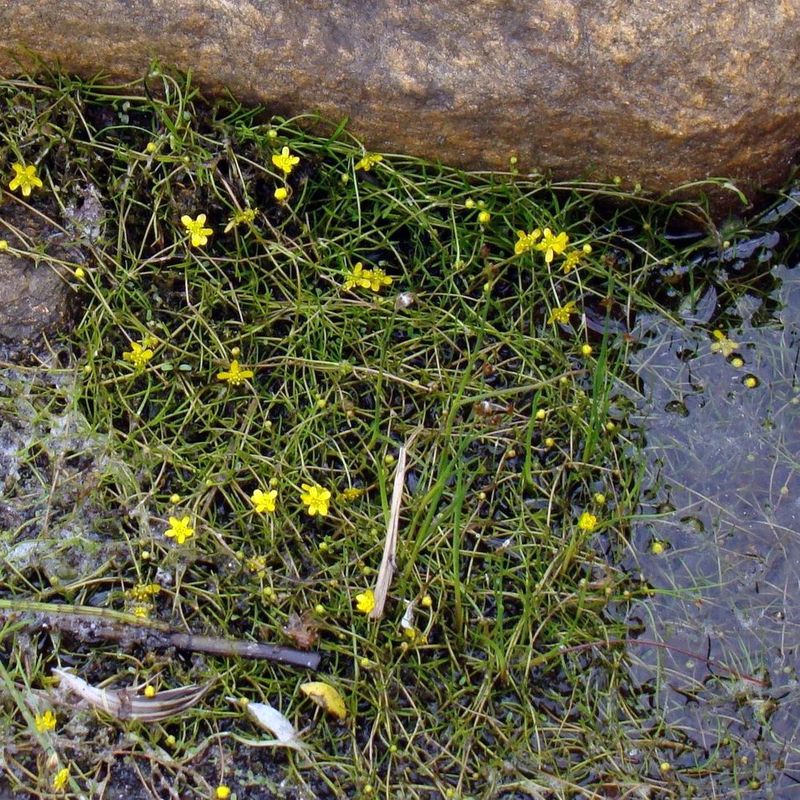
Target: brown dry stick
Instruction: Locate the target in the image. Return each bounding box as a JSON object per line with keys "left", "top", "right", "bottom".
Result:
{"left": 0, "top": 599, "right": 320, "bottom": 670}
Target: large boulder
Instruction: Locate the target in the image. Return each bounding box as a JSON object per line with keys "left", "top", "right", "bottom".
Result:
{"left": 0, "top": 1, "right": 798, "bottom": 208}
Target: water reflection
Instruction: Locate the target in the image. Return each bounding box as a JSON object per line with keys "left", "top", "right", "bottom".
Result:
{"left": 626, "top": 263, "right": 800, "bottom": 791}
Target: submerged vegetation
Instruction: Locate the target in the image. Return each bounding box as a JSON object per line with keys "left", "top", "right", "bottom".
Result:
{"left": 0, "top": 67, "right": 797, "bottom": 799}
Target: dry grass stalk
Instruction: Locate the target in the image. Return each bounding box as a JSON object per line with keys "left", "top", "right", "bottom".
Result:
{"left": 369, "top": 443, "right": 407, "bottom": 620}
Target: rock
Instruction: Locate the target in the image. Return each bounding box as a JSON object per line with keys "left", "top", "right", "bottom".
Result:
{"left": 0, "top": 1, "right": 798, "bottom": 211}
{"left": 0, "top": 205, "right": 81, "bottom": 343}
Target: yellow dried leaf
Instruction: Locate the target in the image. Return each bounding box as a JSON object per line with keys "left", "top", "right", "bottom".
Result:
{"left": 299, "top": 681, "right": 347, "bottom": 720}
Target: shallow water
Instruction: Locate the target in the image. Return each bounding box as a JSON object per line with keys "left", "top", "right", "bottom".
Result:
{"left": 625, "top": 256, "right": 800, "bottom": 795}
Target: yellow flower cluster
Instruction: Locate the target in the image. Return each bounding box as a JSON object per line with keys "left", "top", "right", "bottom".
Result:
{"left": 342, "top": 262, "right": 393, "bottom": 293}
{"left": 120, "top": 334, "right": 261, "bottom": 394}
{"left": 128, "top": 582, "right": 161, "bottom": 602}
{"left": 515, "top": 227, "right": 591, "bottom": 272}
{"left": 159, "top": 480, "right": 338, "bottom": 556}
{"left": 126, "top": 581, "right": 161, "bottom": 618}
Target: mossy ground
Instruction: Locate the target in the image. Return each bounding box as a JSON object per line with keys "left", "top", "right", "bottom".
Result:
{"left": 0, "top": 67, "right": 796, "bottom": 799}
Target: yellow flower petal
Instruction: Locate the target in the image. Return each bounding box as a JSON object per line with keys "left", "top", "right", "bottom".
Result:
{"left": 299, "top": 681, "right": 347, "bottom": 720}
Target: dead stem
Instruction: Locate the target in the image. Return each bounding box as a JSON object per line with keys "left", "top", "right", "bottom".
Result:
{"left": 0, "top": 599, "right": 321, "bottom": 671}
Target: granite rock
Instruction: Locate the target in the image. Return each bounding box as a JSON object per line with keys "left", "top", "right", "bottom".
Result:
{"left": 0, "top": 205, "right": 83, "bottom": 344}
{"left": 0, "top": 1, "right": 798, "bottom": 209}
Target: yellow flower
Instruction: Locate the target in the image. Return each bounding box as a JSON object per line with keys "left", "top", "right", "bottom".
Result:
{"left": 144, "top": 685, "right": 157, "bottom": 698}
{"left": 577, "top": 511, "right": 598, "bottom": 532}
{"left": 165, "top": 515, "right": 194, "bottom": 545}
{"left": 216, "top": 787, "right": 231, "bottom": 800}
{"left": 580, "top": 343, "right": 593, "bottom": 357}
{"left": 34, "top": 710, "right": 57, "bottom": 732}
{"left": 217, "top": 360, "right": 254, "bottom": 385}
{"left": 251, "top": 488, "right": 278, "bottom": 513}
{"left": 122, "top": 340, "right": 155, "bottom": 371}
{"left": 561, "top": 244, "right": 592, "bottom": 273}
{"left": 339, "top": 486, "right": 365, "bottom": 502}
{"left": 561, "top": 251, "right": 579, "bottom": 272}
{"left": 354, "top": 153, "right": 383, "bottom": 171}
{"left": 0, "top": 240, "right": 8, "bottom": 251}
{"left": 300, "top": 484, "right": 331, "bottom": 517}
{"left": 478, "top": 210, "right": 491, "bottom": 225}
{"left": 52, "top": 766, "right": 70, "bottom": 792}
{"left": 342, "top": 262, "right": 393, "bottom": 293}
{"left": 342, "top": 262, "right": 373, "bottom": 291}
{"left": 401, "top": 627, "right": 427, "bottom": 648}
{"left": 272, "top": 146, "right": 300, "bottom": 176}
{"left": 547, "top": 300, "right": 577, "bottom": 326}
{"left": 651, "top": 540, "right": 666, "bottom": 555}
{"left": 181, "top": 213, "right": 213, "bottom": 247}
{"left": 274, "top": 186, "right": 289, "bottom": 202}
{"left": 514, "top": 229, "right": 542, "bottom": 255}
{"left": 9, "top": 162, "right": 43, "bottom": 196}
{"left": 223, "top": 207, "right": 256, "bottom": 233}
{"left": 364, "top": 267, "right": 393, "bottom": 292}
{"left": 710, "top": 329, "right": 739, "bottom": 357}
{"left": 537, "top": 228, "right": 569, "bottom": 263}
{"left": 355, "top": 589, "right": 375, "bottom": 614}
{"left": 128, "top": 582, "right": 161, "bottom": 601}
{"left": 247, "top": 554, "right": 268, "bottom": 576}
